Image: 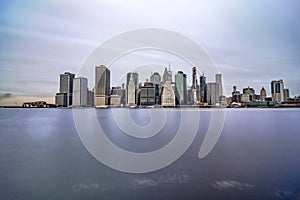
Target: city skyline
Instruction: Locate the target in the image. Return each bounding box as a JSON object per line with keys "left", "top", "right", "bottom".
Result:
{"left": 48, "top": 64, "right": 297, "bottom": 109}
{"left": 0, "top": 0, "right": 300, "bottom": 106}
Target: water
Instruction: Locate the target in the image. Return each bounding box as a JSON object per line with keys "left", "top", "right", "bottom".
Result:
{"left": 0, "top": 108, "right": 300, "bottom": 200}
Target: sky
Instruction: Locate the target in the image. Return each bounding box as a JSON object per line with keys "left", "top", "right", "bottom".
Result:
{"left": 0, "top": 0, "right": 299, "bottom": 105}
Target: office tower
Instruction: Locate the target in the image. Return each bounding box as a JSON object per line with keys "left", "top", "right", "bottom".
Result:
{"left": 215, "top": 74, "right": 223, "bottom": 97}
{"left": 127, "top": 75, "right": 136, "bottom": 105}
{"left": 126, "top": 72, "right": 139, "bottom": 105}
{"left": 73, "top": 77, "right": 88, "bottom": 106}
{"left": 243, "top": 87, "right": 256, "bottom": 101}
{"left": 55, "top": 72, "right": 75, "bottom": 107}
{"left": 200, "top": 74, "right": 207, "bottom": 103}
{"left": 192, "top": 67, "right": 198, "bottom": 89}
{"left": 139, "top": 82, "right": 155, "bottom": 106}
{"left": 161, "top": 81, "right": 175, "bottom": 106}
{"left": 232, "top": 86, "right": 241, "bottom": 103}
{"left": 150, "top": 72, "right": 161, "bottom": 85}
{"left": 163, "top": 65, "right": 172, "bottom": 84}
{"left": 111, "top": 86, "right": 126, "bottom": 106}
{"left": 260, "top": 87, "right": 266, "bottom": 101}
{"left": 207, "top": 83, "right": 220, "bottom": 105}
{"left": 87, "top": 90, "right": 94, "bottom": 107}
{"left": 284, "top": 88, "right": 289, "bottom": 102}
{"left": 94, "top": 65, "right": 110, "bottom": 107}
{"left": 175, "top": 71, "right": 187, "bottom": 105}
{"left": 271, "top": 80, "right": 284, "bottom": 102}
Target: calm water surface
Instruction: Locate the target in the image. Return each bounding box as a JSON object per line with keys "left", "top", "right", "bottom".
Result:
{"left": 0, "top": 108, "right": 300, "bottom": 200}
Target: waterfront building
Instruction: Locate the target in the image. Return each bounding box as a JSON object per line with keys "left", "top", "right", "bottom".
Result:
{"left": 161, "top": 81, "right": 175, "bottom": 106}
{"left": 232, "top": 86, "right": 241, "bottom": 103}
{"left": 215, "top": 74, "right": 223, "bottom": 97}
{"left": 200, "top": 74, "right": 207, "bottom": 103}
{"left": 260, "top": 87, "right": 267, "bottom": 101}
{"left": 241, "top": 94, "right": 250, "bottom": 103}
{"left": 126, "top": 72, "right": 139, "bottom": 105}
{"left": 271, "top": 80, "right": 284, "bottom": 102}
{"left": 87, "top": 90, "right": 94, "bottom": 106}
{"left": 55, "top": 72, "right": 75, "bottom": 107}
{"left": 111, "top": 86, "right": 126, "bottom": 106}
{"left": 243, "top": 87, "right": 256, "bottom": 101}
{"left": 175, "top": 71, "right": 187, "bottom": 105}
{"left": 284, "top": 88, "right": 289, "bottom": 102}
{"left": 94, "top": 65, "right": 110, "bottom": 107}
{"left": 139, "top": 82, "right": 155, "bottom": 106}
{"left": 72, "top": 77, "right": 88, "bottom": 106}
{"left": 206, "top": 82, "right": 220, "bottom": 106}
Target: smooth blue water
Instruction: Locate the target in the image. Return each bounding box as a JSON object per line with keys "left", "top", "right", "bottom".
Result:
{"left": 0, "top": 108, "right": 300, "bottom": 200}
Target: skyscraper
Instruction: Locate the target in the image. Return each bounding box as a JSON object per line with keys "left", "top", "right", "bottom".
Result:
{"left": 163, "top": 65, "right": 172, "bottom": 84}
{"left": 73, "top": 77, "right": 88, "bottom": 106}
{"left": 199, "top": 74, "right": 207, "bottom": 103}
{"left": 126, "top": 72, "right": 139, "bottom": 105}
{"left": 55, "top": 72, "right": 75, "bottom": 107}
{"left": 207, "top": 83, "right": 220, "bottom": 106}
{"left": 175, "top": 71, "right": 187, "bottom": 105}
{"left": 94, "top": 65, "right": 110, "bottom": 107}
{"left": 271, "top": 80, "right": 284, "bottom": 102}
{"left": 215, "top": 74, "right": 223, "bottom": 97}
{"left": 232, "top": 86, "right": 241, "bottom": 103}
{"left": 192, "top": 67, "right": 197, "bottom": 89}
{"left": 161, "top": 81, "right": 175, "bottom": 106}
{"left": 150, "top": 72, "right": 161, "bottom": 85}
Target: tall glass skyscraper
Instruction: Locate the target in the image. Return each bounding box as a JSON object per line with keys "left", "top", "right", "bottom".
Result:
{"left": 200, "top": 74, "right": 207, "bottom": 103}
{"left": 175, "top": 71, "right": 187, "bottom": 105}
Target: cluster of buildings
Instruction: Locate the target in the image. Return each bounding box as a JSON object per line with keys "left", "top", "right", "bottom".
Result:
{"left": 228, "top": 79, "right": 294, "bottom": 107}
{"left": 55, "top": 65, "right": 226, "bottom": 108}
{"left": 54, "top": 65, "right": 299, "bottom": 108}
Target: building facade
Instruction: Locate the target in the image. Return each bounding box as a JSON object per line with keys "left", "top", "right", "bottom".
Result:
{"left": 206, "top": 82, "right": 220, "bottom": 106}
{"left": 161, "top": 81, "right": 175, "bottom": 106}
{"left": 200, "top": 74, "right": 207, "bottom": 103}
{"left": 271, "top": 80, "right": 284, "bottom": 102}
{"left": 175, "top": 71, "right": 187, "bottom": 105}
{"left": 126, "top": 72, "right": 139, "bottom": 105}
{"left": 163, "top": 66, "right": 172, "bottom": 84}
{"left": 260, "top": 87, "right": 266, "bottom": 101}
{"left": 215, "top": 74, "right": 223, "bottom": 97}
{"left": 55, "top": 72, "right": 75, "bottom": 107}
{"left": 73, "top": 77, "right": 88, "bottom": 106}
{"left": 94, "top": 65, "right": 110, "bottom": 107}
{"left": 150, "top": 72, "right": 161, "bottom": 85}
{"left": 139, "top": 82, "right": 155, "bottom": 106}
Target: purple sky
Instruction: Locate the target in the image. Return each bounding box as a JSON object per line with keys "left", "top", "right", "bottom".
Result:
{"left": 0, "top": 0, "right": 299, "bottom": 100}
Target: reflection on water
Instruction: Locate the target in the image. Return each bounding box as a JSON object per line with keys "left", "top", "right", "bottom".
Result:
{"left": 0, "top": 108, "right": 300, "bottom": 200}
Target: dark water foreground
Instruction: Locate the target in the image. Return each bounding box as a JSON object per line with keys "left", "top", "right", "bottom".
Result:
{"left": 0, "top": 108, "right": 300, "bottom": 200}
